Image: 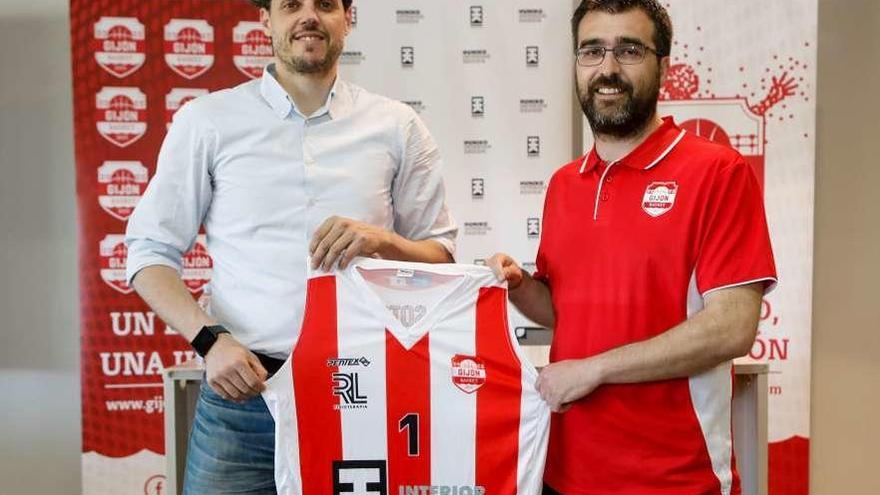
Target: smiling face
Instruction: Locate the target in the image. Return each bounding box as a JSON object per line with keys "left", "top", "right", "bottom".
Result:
{"left": 575, "top": 8, "right": 669, "bottom": 139}
{"left": 260, "top": 0, "right": 352, "bottom": 75}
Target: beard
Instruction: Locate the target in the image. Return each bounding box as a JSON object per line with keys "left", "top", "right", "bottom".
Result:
{"left": 580, "top": 71, "right": 661, "bottom": 139}
{"left": 274, "top": 32, "right": 343, "bottom": 75}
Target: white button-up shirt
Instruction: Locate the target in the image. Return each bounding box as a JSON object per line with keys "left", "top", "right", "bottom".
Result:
{"left": 125, "top": 65, "right": 457, "bottom": 357}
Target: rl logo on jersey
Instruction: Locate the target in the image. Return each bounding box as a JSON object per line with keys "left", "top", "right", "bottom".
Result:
{"left": 642, "top": 181, "right": 679, "bottom": 217}
{"left": 451, "top": 355, "right": 486, "bottom": 393}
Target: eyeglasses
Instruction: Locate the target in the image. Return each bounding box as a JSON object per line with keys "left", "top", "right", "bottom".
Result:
{"left": 575, "top": 43, "right": 663, "bottom": 67}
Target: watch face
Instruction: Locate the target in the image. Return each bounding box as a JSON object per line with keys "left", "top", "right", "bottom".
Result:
{"left": 192, "top": 325, "right": 226, "bottom": 357}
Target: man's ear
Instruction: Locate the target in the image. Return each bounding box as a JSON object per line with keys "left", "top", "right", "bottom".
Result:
{"left": 658, "top": 55, "right": 670, "bottom": 88}
{"left": 344, "top": 5, "right": 354, "bottom": 35}
{"left": 260, "top": 6, "right": 271, "bottom": 35}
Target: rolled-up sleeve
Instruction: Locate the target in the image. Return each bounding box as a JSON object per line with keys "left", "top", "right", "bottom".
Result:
{"left": 391, "top": 110, "right": 458, "bottom": 257}
{"left": 124, "top": 103, "right": 216, "bottom": 285}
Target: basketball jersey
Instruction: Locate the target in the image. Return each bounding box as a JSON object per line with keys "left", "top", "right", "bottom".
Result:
{"left": 262, "top": 258, "right": 550, "bottom": 495}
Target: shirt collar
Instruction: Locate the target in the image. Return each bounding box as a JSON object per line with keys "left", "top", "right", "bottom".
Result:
{"left": 579, "top": 117, "right": 687, "bottom": 174}
{"left": 260, "top": 63, "right": 343, "bottom": 120}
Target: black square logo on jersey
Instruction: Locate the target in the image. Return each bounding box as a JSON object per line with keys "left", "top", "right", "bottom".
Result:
{"left": 333, "top": 460, "right": 387, "bottom": 495}
{"left": 471, "top": 96, "right": 485, "bottom": 117}
{"left": 527, "top": 217, "right": 541, "bottom": 238}
{"left": 526, "top": 46, "right": 540, "bottom": 67}
{"left": 471, "top": 178, "right": 485, "bottom": 198}
{"left": 470, "top": 6, "right": 484, "bottom": 26}
{"left": 401, "top": 46, "right": 415, "bottom": 67}
{"left": 527, "top": 136, "right": 541, "bottom": 157}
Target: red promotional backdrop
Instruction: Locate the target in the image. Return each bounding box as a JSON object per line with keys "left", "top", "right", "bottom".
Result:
{"left": 71, "top": 1, "right": 264, "bottom": 491}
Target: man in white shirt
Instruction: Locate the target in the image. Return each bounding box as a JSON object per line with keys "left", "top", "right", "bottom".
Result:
{"left": 124, "top": 1, "right": 456, "bottom": 492}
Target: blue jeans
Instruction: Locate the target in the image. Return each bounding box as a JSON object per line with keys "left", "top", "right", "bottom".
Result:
{"left": 183, "top": 379, "right": 276, "bottom": 494}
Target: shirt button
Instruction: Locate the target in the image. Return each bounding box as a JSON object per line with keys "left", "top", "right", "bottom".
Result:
{"left": 605, "top": 175, "right": 613, "bottom": 183}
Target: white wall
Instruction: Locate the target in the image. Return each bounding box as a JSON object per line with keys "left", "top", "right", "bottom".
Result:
{"left": 0, "top": 1, "right": 81, "bottom": 494}
{"left": 1, "top": 0, "right": 878, "bottom": 493}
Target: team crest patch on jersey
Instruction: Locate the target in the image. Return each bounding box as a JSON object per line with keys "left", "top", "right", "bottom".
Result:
{"left": 233, "top": 21, "right": 274, "bottom": 79}
{"left": 93, "top": 17, "right": 146, "bottom": 78}
{"left": 164, "top": 19, "right": 214, "bottom": 79}
{"left": 642, "top": 181, "right": 679, "bottom": 217}
{"left": 451, "top": 355, "right": 486, "bottom": 393}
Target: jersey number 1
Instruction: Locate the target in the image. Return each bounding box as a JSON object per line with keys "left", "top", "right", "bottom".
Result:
{"left": 398, "top": 413, "right": 420, "bottom": 457}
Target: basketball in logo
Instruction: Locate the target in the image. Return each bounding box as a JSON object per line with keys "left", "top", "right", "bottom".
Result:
{"left": 95, "top": 87, "right": 147, "bottom": 148}
{"left": 233, "top": 21, "right": 273, "bottom": 79}
{"left": 97, "top": 161, "right": 148, "bottom": 221}
{"left": 451, "top": 355, "right": 487, "bottom": 393}
{"left": 93, "top": 17, "right": 145, "bottom": 78}
{"left": 164, "top": 19, "right": 215, "bottom": 79}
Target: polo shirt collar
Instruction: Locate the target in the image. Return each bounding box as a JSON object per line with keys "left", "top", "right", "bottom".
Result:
{"left": 579, "top": 116, "right": 687, "bottom": 174}
{"left": 260, "top": 63, "right": 342, "bottom": 120}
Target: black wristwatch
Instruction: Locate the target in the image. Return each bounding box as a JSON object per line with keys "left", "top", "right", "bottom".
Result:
{"left": 190, "top": 324, "right": 230, "bottom": 358}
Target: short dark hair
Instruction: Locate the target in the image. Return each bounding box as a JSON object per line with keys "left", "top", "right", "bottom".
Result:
{"left": 571, "top": 0, "right": 672, "bottom": 56}
{"left": 250, "top": 0, "right": 353, "bottom": 11}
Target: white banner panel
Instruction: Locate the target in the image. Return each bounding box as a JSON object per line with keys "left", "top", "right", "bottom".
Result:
{"left": 341, "top": 0, "right": 575, "bottom": 340}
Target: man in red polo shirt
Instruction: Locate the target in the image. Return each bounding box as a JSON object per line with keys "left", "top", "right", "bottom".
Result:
{"left": 490, "top": 1, "right": 776, "bottom": 494}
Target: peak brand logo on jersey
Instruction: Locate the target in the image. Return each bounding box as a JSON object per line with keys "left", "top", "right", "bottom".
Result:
{"left": 164, "top": 19, "right": 214, "bottom": 79}
{"left": 527, "top": 218, "right": 541, "bottom": 238}
{"left": 328, "top": 357, "right": 372, "bottom": 367}
{"left": 233, "top": 21, "right": 273, "bottom": 79}
{"left": 526, "top": 46, "right": 540, "bottom": 67}
{"left": 470, "top": 6, "right": 484, "bottom": 27}
{"left": 642, "top": 182, "right": 679, "bottom": 217}
{"left": 471, "top": 96, "right": 485, "bottom": 117}
{"left": 401, "top": 47, "right": 415, "bottom": 67}
{"left": 332, "top": 372, "right": 368, "bottom": 409}
{"left": 451, "top": 355, "right": 486, "bottom": 393}
{"left": 333, "top": 460, "right": 387, "bottom": 495}
{"left": 93, "top": 17, "right": 145, "bottom": 78}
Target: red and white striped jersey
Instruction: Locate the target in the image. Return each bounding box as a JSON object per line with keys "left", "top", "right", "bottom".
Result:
{"left": 263, "top": 258, "right": 550, "bottom": 495}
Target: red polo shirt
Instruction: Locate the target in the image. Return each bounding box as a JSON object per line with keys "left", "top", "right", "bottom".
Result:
{"left": 536, "top": 117, "right": 776, "bottom": 495}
